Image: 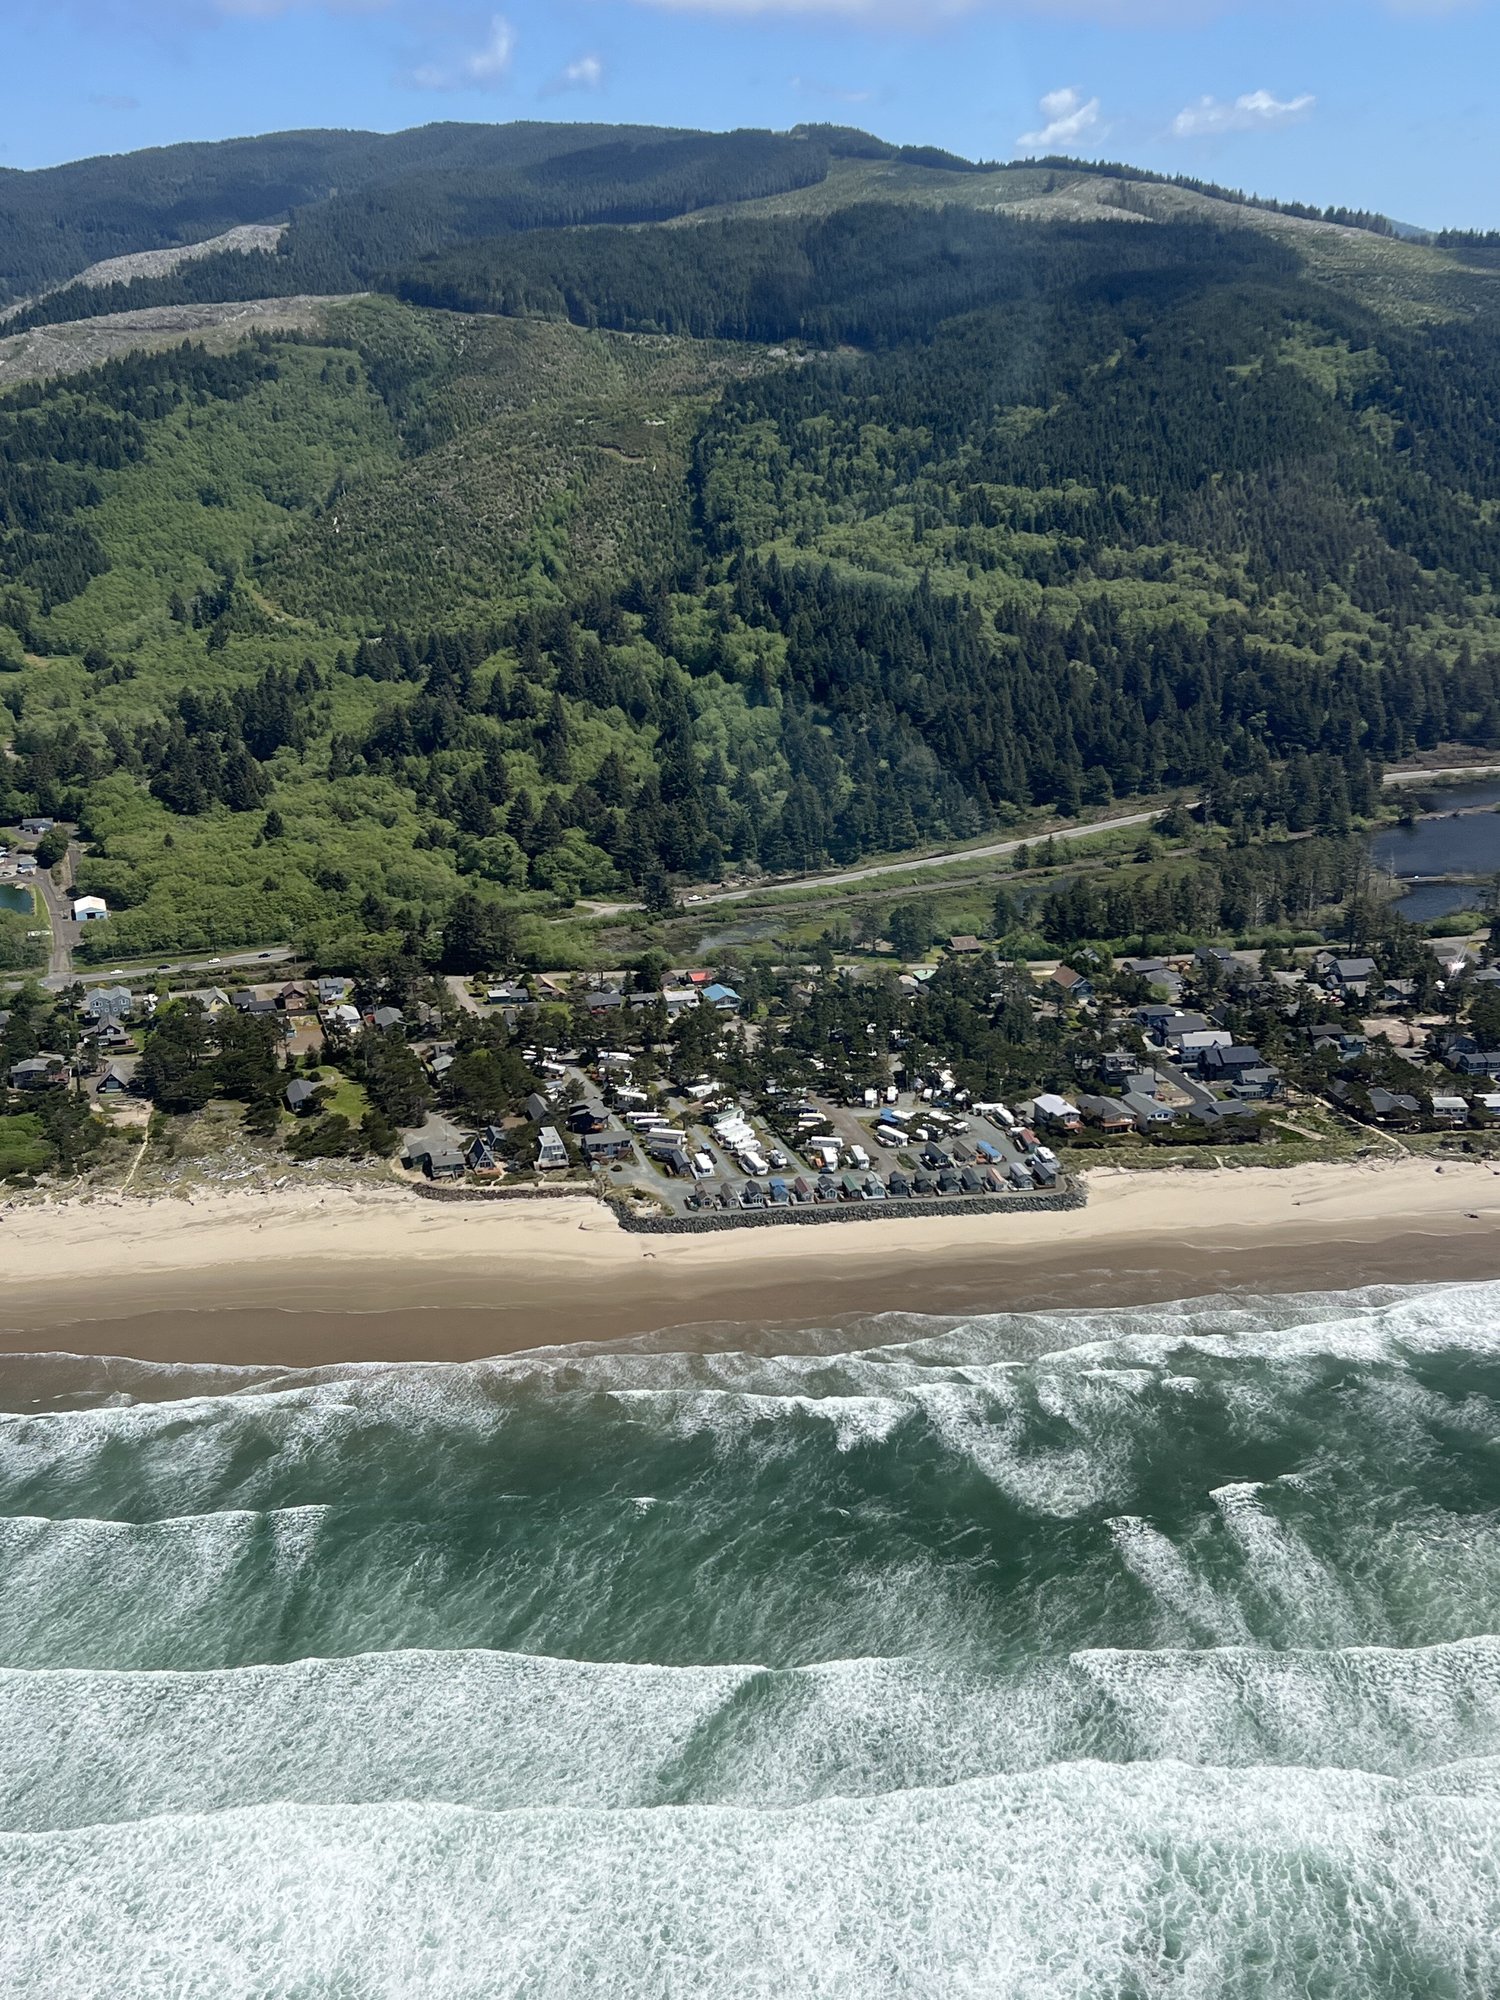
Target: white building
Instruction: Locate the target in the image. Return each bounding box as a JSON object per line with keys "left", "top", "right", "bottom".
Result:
{"left": 71, "top": 895, "right": 109, "bottom": 923}
{"left": 536, "top": 1125, "right": 568, "bottom": 1170}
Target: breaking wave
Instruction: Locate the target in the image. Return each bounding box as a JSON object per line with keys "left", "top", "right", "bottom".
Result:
{"left": 5, "top": 1280, "right": 1500, "bottom": 1992}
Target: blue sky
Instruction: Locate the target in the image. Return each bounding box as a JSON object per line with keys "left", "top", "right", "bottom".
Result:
{"left": 9, "top": 0, "right": 1496, "bottom": 229}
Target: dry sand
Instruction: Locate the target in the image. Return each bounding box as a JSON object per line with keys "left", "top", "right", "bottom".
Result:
{"left": 1, "top": 1156, "right": 1498, "bottom": 1363}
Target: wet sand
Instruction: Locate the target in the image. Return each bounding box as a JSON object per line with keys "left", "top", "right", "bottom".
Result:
{"left": 2, "top": 1158, "right": 1499, "bottom": 1363}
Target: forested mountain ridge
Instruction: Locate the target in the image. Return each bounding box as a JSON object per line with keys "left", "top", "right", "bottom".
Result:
{"left": 1, "top": 124, "right": 1498, "bottom": 973}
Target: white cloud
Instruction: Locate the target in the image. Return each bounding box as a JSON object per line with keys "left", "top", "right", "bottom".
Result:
{"left": 1018, "top": 86, "right": 1101, "bottom": 151}
{"left": 405, "top": 11, "right": 514, "bottom": 89}
{"left": 1171, "top": 88, "right": 1315, "bottom": 137}
{"left": 563, "top": 53, "right": 605, "bottom": 86}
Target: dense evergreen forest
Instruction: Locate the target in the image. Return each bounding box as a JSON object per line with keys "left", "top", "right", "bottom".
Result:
{"left": 1, "top": 124, "right": 1499, "bottom": 970}
{"left": 1, "top": 127, "right": 849, "bottom": 327}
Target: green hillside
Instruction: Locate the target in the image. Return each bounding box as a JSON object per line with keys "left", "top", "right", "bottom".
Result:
{"left": 1, "top": 123, "right": 1499, "bottom": 974}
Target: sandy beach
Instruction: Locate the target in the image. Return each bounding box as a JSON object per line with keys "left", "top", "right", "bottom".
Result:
{"left": 0, "top": 1156, "right": 1496, "bottom": 1362}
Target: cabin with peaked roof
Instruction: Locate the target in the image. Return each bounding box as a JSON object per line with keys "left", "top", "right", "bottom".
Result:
{"left": 1049, "top": 965, "right": 1094, "bottom": 1003}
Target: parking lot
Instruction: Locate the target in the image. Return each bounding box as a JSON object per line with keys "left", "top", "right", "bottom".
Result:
{"left": 582, "top": 1079, "right": 1062, "bottom": 1219}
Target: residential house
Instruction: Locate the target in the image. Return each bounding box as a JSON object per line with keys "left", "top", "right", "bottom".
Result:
{"left": 524, "top": 1091, "right": 552, "bottom": 1123}
{"left": 1100, "top": 1049, "right": 1143, "bottom": 1082}
{"left": 1116, "top": 1066, "right": 1168, "bottom": 1100}
{"left": 702, "top": 983, "right": 741, "bottom": 1012}
{"left": 1194, "top": 945, "right": 1235, "bottom": 971}
{"left": 1124, "top": 1091, "right": 1178, "bottom": 1132}
{"left": 1133, "top": 1004, "right": 1185, "bottom": 1040}
{"left": 1119, "top": 957, "right": 1182, "bottom": 997}
{"left": 1308, "top": 1026, "right": 1366, "bottom": 1059}
{"left": 8, "top": 1057, "right": 62, "bottom": 1090}
{"left": 1431, "top": 1094, "right": 1470, "bottom": 1128}
{"left": 583, "top": 1123, "right": 635, "bottom": 1165}
{"left": 1158, "top": 1011, "right": 1213, "bottom": 1044}
{"left": 1442, "top": 1034, "right": 1500, "bottom": 1079}
{"left": 465, "top": 1129, "right": 507, "bottom": 1177}
{"left": 1031, "top": 1092, "right": 1082, "bottom": 1132}
{"left": 284, "top": 1078, "right": 322, "bottom": 1114}
{"left": 1173, "top": 1030, "right": 1235, "bottom": 1073}
{"left": 316, "top": 977, "right": 351, "bottom": 1007}
{"left": 1332, "top": 1081, "right": 1421, "bottom": 1126}
{"left": 535, "top": 1125, "right": 569, "bottom": 1171}
{"left": 1050, "top": 965, "right": 1095, "bottom": 1004}
{"left": 233, "top": 991, "right": 277, "bottom": 1017}
{"left": 1228, "top": 1066, "right": 1283, "bottom": 1102}
{"left": 96, "top": 1062, "right": 133, "bottom": 1095}
{"left": 1076, "top": 1093, "right": 1135, "bottom": 1133}
{"left": 484, "top": 982, "right": 530, "bottom": 1008}
{"left": 566, "top": 1102, "right": 610, "bottom": 1134}
{"left": 19, "top": 817, "right": 54, "bottom": 836}
{"left": 583, "top": 990, "right": 625, "bottom": 1018}
{"left": 1202, "top": 1044, "right": 1271, "bottom": 1087}
{"left": 276, "top": 983, "right": 311, "bottom": 1012}
{"left": 947, "top": 934, "right": 984, "bottom": 956}
{"left": 402, "top": 1133, "right": 466, "bottom": 1179}
{"left": 370, "top": 1006, "right": 404, "bottom": 1033}
{"left": 82, "top": 986, "right": 133, "bottom": 1025}
{"left": 1188, "top": 1098, "right": 1257, "bottom": 1128}
{"left": 1320, "top": 955, "right": 1377, "bottom": 999}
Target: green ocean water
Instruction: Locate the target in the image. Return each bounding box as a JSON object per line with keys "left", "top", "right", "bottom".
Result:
{"left": 5, "top": 1283, "right": 1500, "bottom": 1994}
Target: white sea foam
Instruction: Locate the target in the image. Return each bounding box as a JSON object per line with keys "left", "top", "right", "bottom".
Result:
{"left": 9, "top": 1634, "right": 1500, "bottom": 1835}
{"left": 5, "top": 1762, "right": 1500, "bottom": 1998}
{"left": 0, "top": 1508, "right": 329, "bottom": 1668}
{"left": 607, "top": 1388, "right": 912, "bottom": 1454}
{"left": 1107, "top": 1515, "right": 1252, "bottom": 1645}
{"left": 1211, "top": 1482, "right": 1377, "bottom": 1647}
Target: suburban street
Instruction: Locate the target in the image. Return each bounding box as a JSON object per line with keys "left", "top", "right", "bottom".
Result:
{"left": 37, "top": 944, "right": 294, "bottom": 994}
{"left": 33, "top": 858, "right": 77, "bottom": 983}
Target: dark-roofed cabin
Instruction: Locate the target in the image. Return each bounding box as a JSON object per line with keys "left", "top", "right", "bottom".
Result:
{"left": 465, "top": 1132, "right": 506, "bottom": 1177}
{"left": 9, "top": 1057, "right": 61, "bottom": 1090}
